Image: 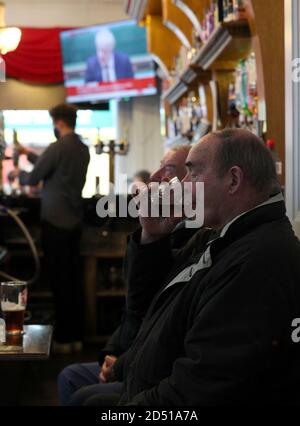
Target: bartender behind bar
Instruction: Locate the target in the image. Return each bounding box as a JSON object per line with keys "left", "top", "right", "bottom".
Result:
{"left": 15, "top": 103, "right": 90, "bottom": 353}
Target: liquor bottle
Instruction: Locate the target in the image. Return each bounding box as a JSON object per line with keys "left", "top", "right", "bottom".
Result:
{"left": 208, "top": 2, "right": 215, "bottom": 35}
{"left": 214, "top": 0, "right": 219, "bottom": 28}
{"left": 223, "top": 0, "right": 229, "bottom": 22}
{"left": 217, "top": 0, "right": 224, "bottom": 23}
{"left": 227, "top": 82, "right": 240, "bottom": 128}
{"left": 205, "top": 7, "right": 212, "bottom": 38}
{"left": 227, "top": 0, "right": 234, "bottom": 22}
{"left": 201, "top": 10, "right": 208, "bottom": 42}
{"left": 12, "top": 129, "right": 20, "bottom": 167}
{"left": 233, "top": 0, "right": 246, "bottom": 20}
{"left": 266, "top": 139, "right": 282, "bottom": 176}
{"left": 192, "top": 28, "right": 202, "bottom": 50}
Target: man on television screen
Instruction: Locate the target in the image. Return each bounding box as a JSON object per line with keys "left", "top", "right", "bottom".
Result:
{"left": 85, "top": 28, "right": 134, "bottom": 83}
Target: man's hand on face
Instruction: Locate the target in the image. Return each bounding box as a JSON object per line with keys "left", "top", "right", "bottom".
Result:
{"left": 140, "top": 215, "right": 183, "bottom": 244}
{"left": 99, "top": 355, "right": 118, "bottom": 384}
{"left": 138, "top": 181, "right": 184, "bottom": 244}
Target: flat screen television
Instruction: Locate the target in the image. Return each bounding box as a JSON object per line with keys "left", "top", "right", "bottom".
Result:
{"left": 60, "top": 20, "right": 157, "bottom": 103}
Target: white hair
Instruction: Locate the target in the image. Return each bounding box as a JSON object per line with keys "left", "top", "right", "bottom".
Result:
{"left": 95, "top": 28, "right": 116, "bottom": 49}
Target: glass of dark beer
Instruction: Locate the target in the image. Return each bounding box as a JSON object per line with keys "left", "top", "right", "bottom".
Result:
{"left": 0, "top": 282, "right": 28, "bottom": 335}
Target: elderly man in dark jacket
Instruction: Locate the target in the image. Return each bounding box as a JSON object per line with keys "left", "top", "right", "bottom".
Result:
{"left": 58, "top": 145, "right": 198, "bottom": 405}
{"left": 89, "top": 128, "right": 300, "bottom": 406}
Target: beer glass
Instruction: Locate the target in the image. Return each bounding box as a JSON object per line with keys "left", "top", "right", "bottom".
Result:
{"left": 0, "top": 282, "right": 28, "bottom": 335}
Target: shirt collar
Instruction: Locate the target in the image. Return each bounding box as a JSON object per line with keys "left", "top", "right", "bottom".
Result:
{"left": 219, "top": 192, "right": 284, "bottom": 239}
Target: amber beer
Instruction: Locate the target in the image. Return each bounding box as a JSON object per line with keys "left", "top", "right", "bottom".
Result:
{"left": 2, "top": 304, "right": 25, "bottom": 335}
{"left": 0, "top": 281, "right": 28, "bottom": 335}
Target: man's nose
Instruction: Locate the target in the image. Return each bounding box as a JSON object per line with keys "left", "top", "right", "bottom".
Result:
{"left": 181, "top": 172, "right": 190, "bottom": 184}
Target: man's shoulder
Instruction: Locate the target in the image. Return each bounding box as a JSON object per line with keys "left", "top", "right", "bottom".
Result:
{"left": 114, "top": 51, "right": 130, "bottom": 64}
{"left": 44, "top": 141, "right": 58, "bottom": 152}
{"left": 60, "top": 133, "right": 87, "bottom": 147}
{"left": 225, "top": 216, "right": 300, "bottom": 268}
{"left": 86, "top": 55, "right": 98, "bottom": 66}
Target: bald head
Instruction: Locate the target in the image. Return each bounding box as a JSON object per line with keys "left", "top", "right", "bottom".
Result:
{"left": 190, "top": 129, "right": 277, "bottom": 197}
{"left": 184, "top": 129, "right": 279, "bottom": 229}
{"left": 213, "top": 129, "right": 277, "bottom": 196}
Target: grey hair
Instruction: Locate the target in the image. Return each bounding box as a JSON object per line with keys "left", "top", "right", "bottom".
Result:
{"left": 211, "top": 129, "right": 278, "bottom": 195}
{"left": 95, "top": 28, "right": 116, "bottom": 49}
{"left": 170, "top": 145, "right": 192, "bottom": 155}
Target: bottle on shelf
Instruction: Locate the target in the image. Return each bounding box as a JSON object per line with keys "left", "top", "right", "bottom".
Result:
{"left": 231, "top": 52, "right": 259, "bottom": 134}
{"left": 227, "top": 82, "right": 240, "bottom": 128}
{"left": 198, "top": 85, "right": 208, "bottom": 121}
{"left": 12, "top": 129, "right": 20, "bottom": 168}
{"left": 233, "top": 0, "right": 246, "bottom": 20}
{"left": 213, "top": 0, "right": 219, "bottom": 28}
{"left": 223, "top": 0, "right": 229, "bottom": 22}
{"left": 203, "top": 7, "right": 208, "bottom": 40}
{"left": 208, "top": 2, "right": 215, "bottom": 35}
{"left": 266, "top": 139, "right": 282, "bottom": 177}
{"left": 227, "top": 0, "right": 234, "bottom": 22}
{"left": 109, "top": 266, "right": 119, "bottom": 289}
{"left": 216, "top": 0, "right": 224, "bottom": 25}
{"left": 192, "top": 28, "right": 202, "bottom": 50}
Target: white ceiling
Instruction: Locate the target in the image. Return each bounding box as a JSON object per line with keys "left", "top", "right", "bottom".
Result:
{"left": 4, "top": 0, "right": 127, "bottom": 27}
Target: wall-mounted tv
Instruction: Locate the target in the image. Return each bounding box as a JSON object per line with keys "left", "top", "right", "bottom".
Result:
{"left": 60, "top": 20, "right": 157, "bottom": 103}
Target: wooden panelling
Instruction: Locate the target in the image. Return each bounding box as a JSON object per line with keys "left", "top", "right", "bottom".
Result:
{"left": 146, "top": 14, "right": 181, "bottom": 70}
{"left": 162, "top": 0, "right": 193, "bottom": 46}
{"left": 179, "top": 0, "right": 211, "bottom": 28}
{"left": 145, "top": 0, "right": 162, "bottom": 15}
{"left": 212, "top": 69, "right": 236, "bottom": 128}
{"left": 245, "top": 0, "right": 285, "bottom": 186}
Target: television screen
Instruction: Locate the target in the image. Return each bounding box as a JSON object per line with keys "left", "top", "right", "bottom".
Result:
{"left": 60, "top": 20, "right": 157, "bottom": 103}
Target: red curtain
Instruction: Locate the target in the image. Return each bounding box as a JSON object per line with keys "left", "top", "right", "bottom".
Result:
{"left": 4, "top": 27, "right": 73, "bottom": 84}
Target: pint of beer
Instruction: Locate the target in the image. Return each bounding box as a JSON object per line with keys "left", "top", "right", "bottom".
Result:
{"left": 0, "top": 282, "right": 28, "bottom": 335}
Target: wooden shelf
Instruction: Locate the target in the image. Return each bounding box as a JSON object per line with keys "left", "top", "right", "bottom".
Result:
{"left": 97, "top": 289, "right": 126, "bottom": 298}
{"left": 162, "top": 19, "right": 251, "bottom": 105}
{"left": 162, "top": 78, "right": 188, "bottom": 103}
{"left": 80, "top": 250, "right": 125, "bottom": 259}
{"left": 83, "top": 335, "right": 111, "bottom": 344}
{"left": 8, "top": 248, "right": 125, "bottom": 259}
{"left": 8, "top": 249, "right": 43, "bottom": 258}
{"left": 29, "top": 291, "right": 52, "bottom": 299}
{"left": 191, "top": 19, "right": 251, "bottom": 70}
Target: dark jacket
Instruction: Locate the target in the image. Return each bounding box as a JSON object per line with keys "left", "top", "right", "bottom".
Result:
{"left": 85, "top": 52, "right": 134, "bottom": 83}
{"left": 20, "top": 133, "right": 90, "bottom": 230}
{"left": 98, "top": 225, "right": 203, "bottom": 366}
{"left": 115, "top": 195, "right": 300, "bottom": 406}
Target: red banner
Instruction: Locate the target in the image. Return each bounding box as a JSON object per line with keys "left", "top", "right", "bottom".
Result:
{"left": 4, "top": 27, "right": 72, "bottom": 84}
{"left": 66, "top": 77, "right": 157, "bottom": 97}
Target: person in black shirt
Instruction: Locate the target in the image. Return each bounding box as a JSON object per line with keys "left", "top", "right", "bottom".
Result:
{"left": 17, "top": 103, "right": 90, "bottom": 353}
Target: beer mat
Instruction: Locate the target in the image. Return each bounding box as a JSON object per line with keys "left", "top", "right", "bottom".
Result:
{"left": 0, "top": 343, "right": 23, "bottom": 352}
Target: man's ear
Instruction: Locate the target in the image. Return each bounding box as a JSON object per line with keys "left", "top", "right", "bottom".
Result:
{"left": 55, "top": 119, "right": 64, "bottom": 129}
{"left": 228, "top": 166, "right": 243, "bottom": 194}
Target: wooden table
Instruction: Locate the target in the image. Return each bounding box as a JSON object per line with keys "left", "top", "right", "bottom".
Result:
{"left": 0, "top": 325, "right": 53, "bottom": 361}
{"left": 0, "top": 325, "right": 53, "bottom": 405}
